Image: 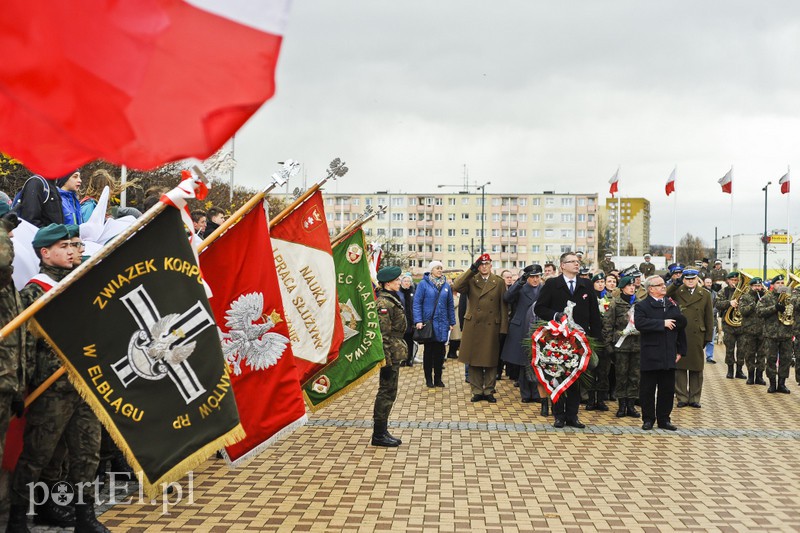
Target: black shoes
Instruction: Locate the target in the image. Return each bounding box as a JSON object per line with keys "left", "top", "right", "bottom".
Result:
{"left": 676, "top": 401, "right": 688, "bottom": 408}
{"left": 755, "top": 370, "right": 767, "bottom": 385}
{"left": 434, "top": 380, "right": 445, "bottom": 388}
{"left": 74, "top": 500, "right": 110, "bottom": 533}
{"left": 768, "top": 377, "right": 777, "bottom": 393}
{"left": 641, "top": 420, "right": 654, "bottom": 431}
{"left": 625, "top": 398, "right": 641, "bottom": 418}
{"left": 726, "top": 364, "right": 734, "bottom": 379}
{"left": 485, "top": 394, "right": 497, "bottom": 403}
{"left": 521, "top": 398, "right": 534, "bottom": 403}
{"left": 471, "top": 394, "right": 484, "bottom": 402}
{"left": 371, "top": 432, "right": 401, "bottom": 447}
{"left": 565, "top": 419, "right": 585, "bottom": 429}
{"left": 585, "top": 391, "right": 597, "bottom": 411}
{"left": 616, "top": 399, "right": 626, "bottom": 418}
{"left": 540, "top": 399, "right": 549, "bottom": 417}
{"left": 34, "top": 497, "right": 75, "bottom": 527}
{"left": 657, "top": 421, "right": 678, "bottom": 431}
{"left": 777, "top": 378, "right": 791, "bottom": 394}
{"left": 553, "top": 418, "right": 565, "bottom": 428}
{"left": 595, "top": 399, "right": 609, "bottom": 412}
{"left": 746, "top": 368, "right": 755, "bottom": 385}
{"left": 735, "top": 365, "right": 746, "bottom": 379}
{"left": 688, "top": 402, "right": 701, "bottom": 408}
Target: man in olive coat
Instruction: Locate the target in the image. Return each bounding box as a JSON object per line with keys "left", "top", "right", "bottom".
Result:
{"left": 453, "top": 253, "right": 508, "bottom": 403}
{"left": 668, "top": 269, "right": 713, "bottom": 408}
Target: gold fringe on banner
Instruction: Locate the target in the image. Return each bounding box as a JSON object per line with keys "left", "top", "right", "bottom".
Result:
{"left": 303, "top": 359, "right": 385, "bottom": 413}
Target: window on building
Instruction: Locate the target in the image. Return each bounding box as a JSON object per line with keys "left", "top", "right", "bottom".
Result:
{"left": 492, "top": 213, "right": 500, "bottom": 222}
{"left": 448, "top": 213, "right": 456, "bottom": 221}
{"left": 588, "top": 214, "right": 595, "bottom": 222}
{"left": 532, "top": 214, "right": 540, "bottom": 222}
{"left": 434, "top": 244, "right": 442, "bottom": 252}
{"left": 408, "top": 229, "right": 416, "bottom": 236}
{"left": 365, "top": 197, "right": 373, "bottom": 206}
{"left": 518, "top": 229, "right": 527, "bottom": 237}
{"left": 408, "top": 197, "right": 417, "bottom": 206}
{"left": 561, "top": 198, "right": 573, "bottom": 207}
{"left": 435, "top": 198, "right": 443, "bottom": 205}
{"left": 531, "top": 245, "right": 540, "bottom": 252}
{"left": 352, "top": 198, "right": 360, "bottom": 205}
{"left": 476, "top": 229, "right": 485, "bottom": 237}
{"left": 519, "top": 214, "right": 527, "bottom": 222}
{"left": 461, "top": 245, "right": 470, "bottom": 252}
{"left": 561, "top": 214, "right": 574, "bottom": 222}
{"left": 545, "top": 229, "right": 554, "bottom": 238}
{"left": 545, "top": 213, "right": 554, "bottom": 221}
{"left": 578, "top": 198, "right": 586, "bottom": 206}
{"left": 545, "top": 245, "right": 554, "bottom": 252}
{"left": 391, "top": 197, "right": 404, "bottom": 207}
{"left": 461, "top": 229, "right": 469, "bottom": 236}
{"left": 448, "top": 244, "right": 456, "bottom": 252}
{"left": 448, "top": 198, "right": 456, "bottom": 205}
{"left": 532, "top": 198, "right": 540, "bottom": 206}
{"left": 461, "top": 260, "right": 469, "bottom": 267}
{"left": 391, "top": 228, "right": 403, "bottom": 237}
{"left": 492, "top": 229, "right": 500, "bottom": 237}
{"left": 519, "top": 198, "right": 527, "bottom": 206}
{"left": 577, "top": 229, "right": 586, "bottom": 237}
{"left": 378, "top": 196, "right": 387, "bottom": 205}
{"left": 434, "top": 229, "right": 442, "bottom": 237}
{"left": 376, "top": 212, "right": 386, "bottom": 220}
{"left": 391, "top": 244, "right": 404, "bottom": 253}
{"left": 461, "top": 213, "right": 470, "bottom": 220}
{"left": 377, "top": 228, "right": 386, "bottom": 236}
{"left": 545, "top": 198, "right": 555, "bottom": 206}
{"left": 518, "top": 245, "right": 526, "bottom": 254}
{"left": 448, "top": 229, "right": 456, "bottom": 236}
{"left": 561, "top": 229, "right": 572, "bottom": 238}
{"left": 577, "top": 214, "right": 586, "bottom": 222}
{"left": 434, "top": 213, "right": 442, "bottom": 221}
{"left": 408, "top": 244, "right": 416, "bottom": 251}
{"left": 492, "top": 198, "right": 501, "bottom": 206}
{"left": 365, "top": 228, "right": 373, "bottom": 236}
{"left": 409, "top": 213, "right": 417, "bottom": 221}
{"left": 462, "top": 197, "right": 470, "bottom": 205}
{"left": 492, "top": 245, "right": 500, "bottom": 252}
{"left": 391, "top": 213, "right": 404, "bottom": 221}
{"left": 532, "top": 229, "right": 540, "bottom": 237}
{"left": 561, "top": 245, "right": 571, "bottom": 253}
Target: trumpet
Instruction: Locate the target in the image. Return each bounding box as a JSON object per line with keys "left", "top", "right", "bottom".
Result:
{"left": 723, "top": 272, "right": 752, "bottom": 327}
{"left": 777, "top": 273, "right": 800, "bottom": 326}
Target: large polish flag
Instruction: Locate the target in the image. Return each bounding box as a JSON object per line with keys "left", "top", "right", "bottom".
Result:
{"left": 718, "top": 168, "right": 733, "bottom": 194}
{"left": 665, "top": 167, "right": 676, "bottom": 196}
{"left": 608, "top": 169, "right": 619, "bottom": 198}
{"left": 0, "top": 0, "right": 290, "bottom": 176}
{"left": 779, "top": 171, "right": 790, "bottom": 194}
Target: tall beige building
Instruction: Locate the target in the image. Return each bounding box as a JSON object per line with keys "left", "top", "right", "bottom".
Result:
{"left": 317, "top": 190, "right": 599, "bottom": 274}
{"left": 600, "top": 197, "right": 651, "bottom": 256}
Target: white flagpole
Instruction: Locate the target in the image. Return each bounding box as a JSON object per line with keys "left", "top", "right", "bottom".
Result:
{"left": 672, "top": 166, "right": 677, "bottom": 263}
{"left": 729, "top": 166, "right": 734, "bottom": 264}
{"left": 787, "top": 166, "right": 791, "bottom": 278}
{"left": 616, "top": 167, "right": 621, "bottom": 257}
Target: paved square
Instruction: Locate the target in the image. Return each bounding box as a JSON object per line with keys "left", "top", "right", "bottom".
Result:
{"left": 97, "top": 345, "right": 800, "bottom": 532}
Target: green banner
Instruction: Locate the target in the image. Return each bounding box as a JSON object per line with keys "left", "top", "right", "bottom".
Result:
{"left": 303, "top": 230, "right": 384, "bottom": 411}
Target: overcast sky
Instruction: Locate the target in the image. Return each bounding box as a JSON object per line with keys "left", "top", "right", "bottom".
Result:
{"left": 228, "top": 1, "right": 800, "bottom": 247}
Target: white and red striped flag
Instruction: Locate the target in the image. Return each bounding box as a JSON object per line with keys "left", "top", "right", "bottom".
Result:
{"left": 665, "top": 167, "right": 676, "bottom": 196}
{"left": 271, "top": 191, "right": 345, "bottom": 385}
{"left": 718, "top": 168, "right": 733, "bottom": 194}
{"left": 0, "top": 0, "right": 290, "bottom": 176}
{"left": 779, "top": 171, "right": 790, "bottom": 194}
{"left": 608, "top": 169, "right": 619, "bottom": 198}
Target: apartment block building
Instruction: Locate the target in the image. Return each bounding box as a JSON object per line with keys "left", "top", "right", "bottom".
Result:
{"left": 601, "top": 197, "right": 651, "bottom": 257}
{"left": 314, "top": 190, "right": 599, "bottom": 274}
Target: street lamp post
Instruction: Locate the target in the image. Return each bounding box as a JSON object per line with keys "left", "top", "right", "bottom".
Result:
{"left": 438, "top": 180, "right": 491, "bottom": 255}
{"left": 763, "top": 181, "right": 772, "bottom": 280}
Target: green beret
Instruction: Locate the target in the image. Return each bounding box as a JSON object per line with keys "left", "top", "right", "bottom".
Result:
{"left": 591, "top": 272, "right": 605, "bottom": 283}
{"left": 619, "top": 276, "right": 634, "bottom": 289}
{"left": 726, "top": 271, "right": 739, "bottom": 279}
{"left": 749, "top": 277, "right": 763, "bottom": 285}
{"left": 0, "top": 203, "right": 9, "bottom": 217}
{"left": 65, "top": 224, "right": 80, "bottom": 238}
{"left": 32, "top": 224, "right": 70, "bottom": 249}
{"left": 772, "top": 274, "right": 785, "bottom": 284}
{"left": 377, "top": 265, "right": 402, "bottom": 283}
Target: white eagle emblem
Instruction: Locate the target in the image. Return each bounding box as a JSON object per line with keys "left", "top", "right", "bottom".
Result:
{"left": 219, "top": 293, "right": 289, "bottom": 375}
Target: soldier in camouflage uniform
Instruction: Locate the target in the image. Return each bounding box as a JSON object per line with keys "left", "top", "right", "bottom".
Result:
{"left": 372, "top": 266, "right": 407, "bottom": 448}
{"left": 794, "top": 284, "right": 800, "bottom": 386}
{"left": 715, "top": 272, "right": 746, "bottom": 379}
{"left": 0, "top": 221, "right": 26, "bottom": 471}
{"left": 8, "top": 224, "right": 108, "bottom": 533}
{"left": 738, "top": 277, "right": 767, "bottom": 386}
{"left": 756, "top": 275, "right": 798, "bottom": 394}
{"left": 603, "top": 276, "right": 641, "bottom": 418}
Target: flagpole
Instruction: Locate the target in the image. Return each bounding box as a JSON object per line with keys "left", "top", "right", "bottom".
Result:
{"left": 331, "top": 206, "right": 387, "bottom": 247}
{"left": 673, "top": 177, "right": 677, "bottom": 263}
{"left": 0, "top": 167, "right": 210, "bottom": 343}
{"left": 269, "top": 158, "right": 349, "bottom": 229}
{"left": 787, "top": 165, "right": 791, "bottom": 279}
{"left": 198, "top": 161, "right": 297, "bottom": 252}
{"left": 729, "top": 166, "right": 734, "bottom": 264}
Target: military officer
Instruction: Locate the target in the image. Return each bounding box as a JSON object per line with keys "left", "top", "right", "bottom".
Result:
{"left": 372, "top": 266, "right": 407, "bottom": 447}
{"left": 639, "top": 253, "right": 655, "bottom": 278}
{"left": 575, "top": 250, "right": 585, "bottom": 267}
{"left": 756, "top": 275, "right": 798, "bottom": 394}
{"left": 668, "top": 269, "right": 713, "bottom": 408}
{"left": 738, "top": 277, "right": 767, "bottom": 385}
{"left": 715, "top": 272, "right": 746, "bottom": 379}
{"left": 698, "top": 258, "right": 710, "bottom": 280}
{"left": 9, "top": 224, "right": 108, "bottom": 532}
{"left": 709, "top": 260, "right": 728, "bottom": 284}
{"left": 599, "top": 253, "right": 616, "bottom": 275}
{"left": 665, "top": 263, "right": 684, "bottom": 286}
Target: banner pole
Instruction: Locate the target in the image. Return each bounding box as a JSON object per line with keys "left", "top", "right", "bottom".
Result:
{"left": 330, "top": 207, "right": 385, "bottom": 248}
{"left": 270, "top": 158, "right": 348, "bottom": 229}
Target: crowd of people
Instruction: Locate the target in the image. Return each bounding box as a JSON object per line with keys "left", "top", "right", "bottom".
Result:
{"left": 371, "top": 249, "right": 798, "bottom": 446}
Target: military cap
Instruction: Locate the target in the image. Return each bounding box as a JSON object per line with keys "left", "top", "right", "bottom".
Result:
{"left": 579, "top": 267, "right": 590, "bottom": 275}
{"left": 591, "top": 272, "right": 605, "bottom": 283}
{"left": 619, "top": 276, "right": 634, "bottom": 288}
{"left": 630, "top": 269, "right": 643, "bottom": 278}
{"left": 576, "top": 250, "right": 584, "bottom": 256}
{"left": 669, "top": 263, "right": 685, "bottom": 273}
{"left": 771, "top": 274, "right": 785, "bottom": 284}
{"left": 478, "top": 253, "right": 492, "bottom": 263}
{"left": 604, "top": 252, "right": 612, "bottom": 257}
{"left": 682, "top": 269, "right": 699, "bottom": 279}
{"left": 377, "top": 265, "right": 402, "bottom": 283}
{"left": 714, "top": 259, "right": 722, "bottom": 264}
{"left": 749, "top": 277, "right": 763, "bottom": 285}
{"left": 643, "top": 253, "right": 652, "bottom": 259}
{"left": 0, "top": 202, "right": 9, "bottom": 217}
{"left": 726, "top": 271, "right": 740, "bottom": 279}
{"left": 702, "top": 258, "right": 709, "bottom": 263}
{"left": 65, "top": 224, "right": 80, "bottom": 238}
{"left": 523, "top": 264, "right": 543, "bottom": 276}
{"left": 32, "top": 223, "right": 71, "bottom": 249}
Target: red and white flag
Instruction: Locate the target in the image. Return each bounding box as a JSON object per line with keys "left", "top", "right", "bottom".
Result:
{"left": 718, "top": 168, "right": 733, "bottom": 194}
{"left": 200, "top": 199, "right": 306, "bottom": 466}
{"left": 271, "top": 191, "right": 344, "bottom": 385}
{"left": 608, "top": 169, "right": 619, "bottom": 198}
{"left": 665, "top": 167, "right": 676, "bottom": 196}
{"left": 779, "top": 171, "right": 790, "bottom": 194}
{"left": 0, "top": 0, "right": 290, "bottom": 176}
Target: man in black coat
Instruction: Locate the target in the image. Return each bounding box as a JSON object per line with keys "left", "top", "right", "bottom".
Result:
{"left": 501, "top": 264, "right": 543, "bottom": 404}
{"left": 634, "top": 275, "right": 688, "bottom": 431}
{"left": 534, "top": 252, "right": 603, "bottom": 428}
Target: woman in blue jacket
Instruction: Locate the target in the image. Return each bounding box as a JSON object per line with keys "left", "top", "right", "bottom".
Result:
{"left": 57, "top": 171, "right": 83, "bottom": 225}
{"left": 413, "top": 260, "right": 455, "bottom": 387}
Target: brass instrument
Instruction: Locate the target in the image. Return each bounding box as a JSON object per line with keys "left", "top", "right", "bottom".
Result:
{"left": 777, "top": 273, "right": 800, "bottom": 326}
{"left": 723, "top": 271, "right": 752, "bottom": 327}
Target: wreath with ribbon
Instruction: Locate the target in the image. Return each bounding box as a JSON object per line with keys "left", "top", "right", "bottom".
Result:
{"left": 530, "top": 302, "right": 595, "bottom": 403}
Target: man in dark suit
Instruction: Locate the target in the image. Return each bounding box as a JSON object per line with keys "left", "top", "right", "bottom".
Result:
{"left": 534, "top": 252, "right": 603, "bottom": 428}
{"left": 634, "top": 275, "right": 688, "bottom": 430}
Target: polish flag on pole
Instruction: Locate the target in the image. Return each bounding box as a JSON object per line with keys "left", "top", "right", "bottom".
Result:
{"left": 665, "top": 167, "right": 676, "bottom": 196}
{"left": 608, "top": 169, "right": 620, "bottom": 198}
{"left": 780, "top": 171, "right": 790, "bottom": 194}
{"left": 718, "top": 168, "right": 733, "bottom": 194}
{"left": 0, "top": 0, "right": 290, "bottom": 176}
